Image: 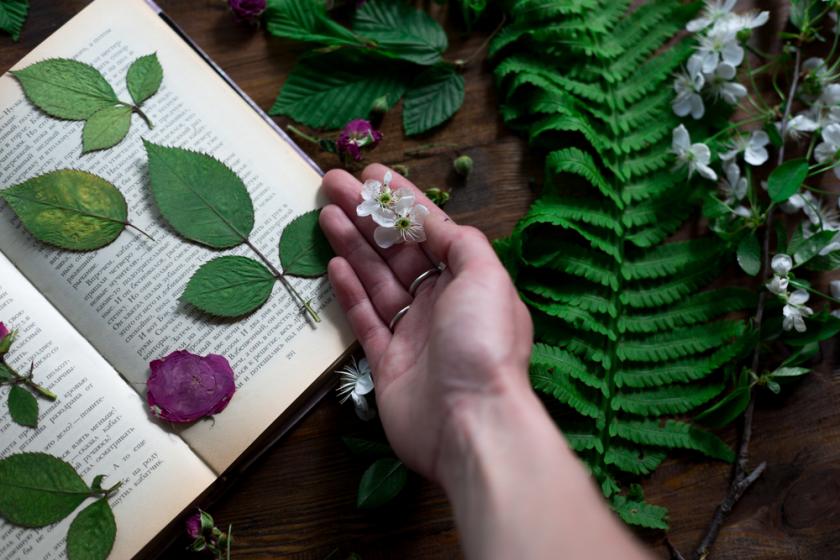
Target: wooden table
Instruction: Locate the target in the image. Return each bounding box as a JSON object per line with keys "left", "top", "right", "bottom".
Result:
{"left": 3, "top": 2, "right": 840, "bottom": 559}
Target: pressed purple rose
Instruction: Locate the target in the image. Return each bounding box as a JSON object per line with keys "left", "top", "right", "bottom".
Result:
{"left": 0, "top": 322, "right": 8, "bottom": 341}
{"left": 185, "top": 512, "right": 202, "bottom": 539}
{"left": 337, "top": 119, "right": 383, "bottom": 161}
{"left": 229, "top": 0, "right": 266, "bottom": 23}
{"left": 147, "top": 350, "right": 236, "bottom": 423}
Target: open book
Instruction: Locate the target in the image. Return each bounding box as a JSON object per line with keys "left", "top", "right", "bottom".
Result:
{"left": 0, "top": 0, "right": 355, "bottom": 557}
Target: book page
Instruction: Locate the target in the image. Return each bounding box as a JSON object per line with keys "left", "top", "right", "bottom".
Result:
{"left": 0, "top": 254, "right": 216, "bottom": 560}
{"left": 0, "top": 0, "right": 354, "bottom": 474}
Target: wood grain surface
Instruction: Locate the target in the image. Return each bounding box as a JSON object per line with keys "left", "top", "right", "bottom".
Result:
{"left": 2, "top": 2, "right": 839, "bottom": 559}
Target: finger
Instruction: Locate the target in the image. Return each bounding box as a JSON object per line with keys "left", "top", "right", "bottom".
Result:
{"left": 424, "top": 215, "right": 500, "bottom": 276}
{"left": 327, "top": 257, "right": 391, "bottom": 364}
{"left": 321, "top": 167, "right": 435, "bottom": 289}
{"left": 320, "top": 204, "right": 411, "bottom": 322}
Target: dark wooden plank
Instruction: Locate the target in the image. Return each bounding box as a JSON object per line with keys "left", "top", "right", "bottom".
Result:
{"left": 2, "top": 2, "right": 839, "bottom": 560}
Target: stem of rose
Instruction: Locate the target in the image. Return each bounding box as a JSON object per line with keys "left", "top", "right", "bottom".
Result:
{"left": 0, "top": 361, "right": 57, "bottom": 400}
{"left": 244, "top": 239, "right": 321, "bottom": 323}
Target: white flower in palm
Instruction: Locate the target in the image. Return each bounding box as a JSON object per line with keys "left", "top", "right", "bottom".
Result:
{"left": 357, "top": 171, "right": 415, "bottom": 227}
{"left": 673, "top": 55, "right": 706, "bottom": 119}
{"left": 814, "top": 123, "right": 840, "bottom": 179}
{"left": 720, "top": 129, "right": 769, "bottom": 166}
{"left": 336, "top": 357, "right": 376, "bottom": 421}
{"left": 686, "top": 0, "right": 737, "bottom": 32}
{"left": 696, "top": 26, "right": 743, "bottom": 73}
{"left": 705, "top": 62, "right": 747, "bottom": 105}
{"left": 373, "top": 199, "right": 430, "bottom": 249}
{"left": 672, "top": 124, "right": 717, "bottom": 180}
{"left": 782, "top": 289, "right": 814, "bottom": 333}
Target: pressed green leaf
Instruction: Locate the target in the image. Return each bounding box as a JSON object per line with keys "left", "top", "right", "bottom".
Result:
{"left": 353, "top": 0, "right": 448, "bottom": 65}
{"left": 126, "top": 53, "right": 163, "bottom": 106}
{"left": 767, "top": 159, "right": 808, "bottom": 203}
{"left": 0, "top": 170, "right": 127, "bottom": 250}
{"left": 82, "top": 105, "right": 132, "bottom": 153}
{"left": 695, "top": 386, "right": 751, "bottom": 429}
{"left": 8, "top": 385, "right": 38, "bottom": 428}
{"left": 403, "top": 65, "right": 465, "bottom": 136}
{"left": 265, "top": 0, "right": 361, "bottom": 46}
{"left": 66, "top": 498, "right": 116, "bottom": 560}
{"left": 144, "top": 141, "right": 254, "bottom": 249}
{"left": 183, "top": 256, "right": 276, "bottom": 318}
{"left": 270, "top": 50, "right": 407, "bottom": 129}
{"left": 357, "top": 458, "right": 408, "bottom": 509}
{"left": 0, "top": 452, "right": 90, "bottom": 527}
{"left": 11, "top": 59, "right": 117, "bottom": 120}
{"left": 279, "top": 209, "right": 334, "bottom": 277}
{"left": 0, "top": 0, "right": 28, "bottom": 41}
{"left": 736, "top": 232, "right": 761, "bottom": 276}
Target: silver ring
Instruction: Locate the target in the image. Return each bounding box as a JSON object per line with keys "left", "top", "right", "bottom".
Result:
{"left": 409, "top": 267, "right": 442, "bottom": 296}
{"left": 389, "top": 305, "right": 411, "bottom": 330}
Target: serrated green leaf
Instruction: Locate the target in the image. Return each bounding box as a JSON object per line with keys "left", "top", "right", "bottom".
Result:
{"left": 0, "top": 452, "right": 90, "bottom": 527}
{"left": 0, "top": 0, "right": 28, "bottom": 41}
{"left": 265, "top": 0, "right": 361, "bottom": 46}
{"left": 66, "top": 498, "right": 116, "bottom": 560}
{"left": 183, "top": 256, "right": 275, "bottom": 318}
{"left": 8, "top": 385, "right": 38, "bottom": 428}
{"left": 357, "top": 458, "right": 408, "bottom": 509}
{"left": 353, "top": 0, "right": 448, "bottom": 65}
{"left": 126, "top": 53, "right": 163, "bottom": 106}
{"left": 0, "top": 170, "right": 127, "bottom": 250}
{"left": 736, "top": 232, "right": 761, "bottom": 276}
{"left": 11, "top": 58, "right": 117, "bottom": 120}
{"left": 82, "top": 105, "right": 132, "bottom": 153}
{"left": 768, "top": 159, "right": 808, "bottom": 203}
{"left": 403, "top": 65, "right": 465, "bottom": 136}
{"left": 144, "top": 141, "right": 254, "bottom": 248}
{"left": 270, "top": 50, "right": 407, "bottom": 129}
{"left": 611, "top": 495, "right": 669, "bottom": 529}
{"left": 612, "top": 419, "right": 734, "bottom": 462}
{"left": 279, "top": 209, "right": 334, "bottom": 277}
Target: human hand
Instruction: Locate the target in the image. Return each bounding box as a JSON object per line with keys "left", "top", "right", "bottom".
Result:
{"left": 319, "top": 164, "right": 534, "bottom": 483}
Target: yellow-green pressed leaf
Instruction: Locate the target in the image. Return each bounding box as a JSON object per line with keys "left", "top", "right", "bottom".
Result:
{"left": 0, "top": 0, "right": 28, "bottom": 42}
{"left": 144, "top": 141, "right": 254, "bottom": 249}
{"left": 0, "top": 452, "right": 90, "bottom": 527}
{"left": 279, "top": 209, "right": 334, "bottom": 277}
{"left": 66, "top": 498, "right": 116, "bottom": 560}
{"left": 403, "top": 65, "right": 465, "bottom": 136}
{"left": 11, "top": 58, "right": 118, "bottom": 120}
{"left": 8, "top": 385, "right": 38, "bottom": 428}
{"left": 82, "top": 105, "right": 132, "bottom": 154}
{"left": 126, "top": 53, "right": 163, "bottom": 106}
{"left": 0, "top": 170, "right": 128, "bottom": 250}
{"left": 183, "top": 256, "right": 276, "bottom": 317}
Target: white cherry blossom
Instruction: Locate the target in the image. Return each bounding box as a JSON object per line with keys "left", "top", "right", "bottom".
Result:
{"left": 814, "top": 123, "right": 840, "bottom": 179}
{"left": 373, "top": 199, "right": 430, "bottom": 249}
{"left": 357, "top": 171, "right": 415, "bottom": 227}
{"left": 771, "top": 253, "right": 793, "bottom": 276}
{"left": 779, "top": 114, "right": 818, "bottom": 140}
{"left": 720, "top": 130, "right": 769, "bottom": 166}
{"left": 782, "top": 289, "right": 813, "bottom": 333}
{"left": 686, "top": 0, "right": 737, "bottom": 32}
{"left": 705, "top": 62, "right": 747, "bottom": 105}
{"left": 696, "top": 27, "right": 743, "bottom": 73}
{"left": 672, "top": 125, "right": 717, "bottom": 180}
{"left": 673, "top": 55, "right": 706, "bottom": 118}
{"left": 336, "top": 357, "right": 376, "bottom": 421}
{"left": 720, "top": 162, "right": 750, "bottom": 217}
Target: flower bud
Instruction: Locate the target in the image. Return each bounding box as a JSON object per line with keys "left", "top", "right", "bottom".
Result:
{"left": 453, "top": 155, "right": 473, "bottom": 177}
{"left": 228, "top": 0, "right": 266, "bottom": 23}
{"left": 392, "top": 164, "right": 409, "bottom": 177}
{"left": 185, "top": 513, "right": 202, "bottom": 540}
{"left": 370, "top": 95, "right": 389, "bottom": 115}
{"left": 425, "top": 187, "right": 450, "bottom": 207}
{"left": 0, "top": 322, "right": 13, "bottom": 356}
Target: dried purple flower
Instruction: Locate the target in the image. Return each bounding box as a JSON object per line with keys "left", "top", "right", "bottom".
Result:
{"left": 146, "top": 351, "right": 236, "bottom": 423}
{"left": 0, "top": 322, "right": 12, "bottom": 356}
{"left": 228, "top": 0, "right": 266, "bottom": 23}
{"left": 185, "top": 512, "right": 202, "bottom": 539}
{"left": 337, "top": 119, "right": 383, "bottom": 162}
{"left": 0, "top": 322, "right": 8, "bottom": 341}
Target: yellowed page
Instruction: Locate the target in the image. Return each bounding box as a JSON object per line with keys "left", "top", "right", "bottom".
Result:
{"left": 0, "top": 0, "right": 354, "bottom": 475}
{"left": 0, "top": 254, "right": 215, "bottom": 559}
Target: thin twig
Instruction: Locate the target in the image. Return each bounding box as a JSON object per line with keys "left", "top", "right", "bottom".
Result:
{"left": 665, "top": 536, "right": 687, "bottom": 560}
{"left": 244, "top": 239, "right": 321, "bottom": 323}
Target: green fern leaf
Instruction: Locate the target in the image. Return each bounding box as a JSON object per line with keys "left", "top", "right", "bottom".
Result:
{"left": 621, "top": 238, "right": 722, "bottom": 280}
{"left": 531, "top": 342, "right": 608, "bottom": 394}
{"left": 605, "top": 446, "right": 667, "bottom": 475}
{"left": 520, "top": 280, "right": 617, "bottom": 317}
{"left": 531, "top": 365, "right": 602, "bottom": 420}
{"left": 611, "top": 495, "right": 669, "bottom": 529}
{"left": 611, "top": 419, "right": 734, "bottom": 462}
{"left": 620, "top": 265, "right": 721, "bottom": 308}
{"left": 617, "top": 321, "right": 745, "bottom": 362}
{"left": 619, "top": 288, "right": 756, "bottom": 333}
{"left": 546, "top": 148, "right": 623, "bottom": 208}
{"left": 612, "top": 382, "right": 725, "bottom": 415}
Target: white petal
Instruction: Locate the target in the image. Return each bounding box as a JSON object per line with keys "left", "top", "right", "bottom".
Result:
{"left": 690, "top": 95, "right": 705, "bottom": 119}
{"left": 394, "top": 188, "right": 415, "bottom": 207}
{"left": 771, "top": 253, "right": 793, "bottom": 275}
{"left": 814, "top": 142, "right": 835, "bottom": 163}
{"left": 357, "top": 199, "right": 380, "bottom": 217}
{"left": 351, "top": 393, "right": 377, "bottom": 421}
{"left": 687, "top": 54, "right": 705, "bottom": 77}
{"left": 749, "top": 130, "right": 770, "bottom": 148}
{"left": 744, "top": 145, "right": 768, "bottom": 166}
{"left": 673, "top": 96, "right": 693, "bottom": 117}
{"left": 831, "top": 280, "right": 840, "bottom": 300}
{"left": 361, "top": 180, "right": 381, "bottom": 201}
{"left": 374, "top": 226, "right": 402, "bottom": 248}
{"left": 789, "top": 289, "right": 810, "bottom": 305}
{"left": 749, "top": 11, "right": 769, "bottom": 29}
{"left": 823, "top": 123, "right": 840, "bottom": 146}
{"left": 672, "top": 125, "right": 690, "bottom": 152}
{"left": 720, "top": 82, "right": 747, "bottom": 104}
{"left": 686, "top": 16, "right": 711, "bottom": 32}
{"left": 355, "top": 372, "right": 374, "bottom": 396}
{"left": 394, "top": 196, "right": 415, "bottom": 214}
{"left": 383, "top": 170, "right": 393, "bottom": 186}
{"left": 696, "top": 162, "right": 718, "bottom": 180}
{"left": 722, "top": 42, "right": 744, "bottom": 67}
{"left": 410, "top": 203, "right": 430, "bottom": 224}
{"left": 715, "top": 62, "right": 737, "bottom": 80}
{"left": 371, "top": 207, "right": 397, "bottom": 227}
{"left": 691, "top": 143, "right": 712, "bottom": 165}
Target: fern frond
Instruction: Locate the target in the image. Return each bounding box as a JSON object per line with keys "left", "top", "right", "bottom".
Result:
{"left": 605, "top": 445, "right": 667, "bottom": 476}
{"left": 619, "top": 288, "right": 756, "bottom": 333}
{"left": 524, "top": 241, "right": 620, "bottom": 290}
{"left": 621, "top": 238, "right": 722, "bottom": 280}
{"left": 617, "top": 321, "right": 745, "bottom": 362}
{"left": 611, "top": 419, "right": 735, "bottom": 462}
{"left": 531, "top": 342, "right": 608, "bottom": 395}
{"left": 523, "top": 294, "right": 617, "bottom": 340}
{"left": 611, "top": 495, "right": 669, "bottom": 529}
{"left": 620, "top": 265, "right": 721, "bottom": 308}
{"left": 525, "top": 196, "right": 623, "bottom": 235}
{"left": 612, "top": 382, "right": 725, "bottom": 415}
{"left": 520, "top": 280, "right": 617, "bottom": 317}
{"left": 531, "top": 365, "right": 603, "bottom": 420}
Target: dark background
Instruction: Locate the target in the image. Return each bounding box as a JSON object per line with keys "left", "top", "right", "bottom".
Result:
{"left": 1, "top": 1, "right": 839, "bottom": 558}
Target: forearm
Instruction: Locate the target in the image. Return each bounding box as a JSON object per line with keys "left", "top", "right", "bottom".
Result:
{"left": 436, "top": 382, "right": 653, "bottom": 560}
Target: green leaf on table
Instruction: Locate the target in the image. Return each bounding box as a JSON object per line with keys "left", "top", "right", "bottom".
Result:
{"left": 792, "top": 229, "right": 838, "bottom": 266}
{"left": 126, "top": 53, "right": 163, "bottom": 106}
{"left": 0, "top": 452, "right": 90, "bottom": 527}
{"left": 82, "top": 105, "right": 132, "bottom": 153}
{"left": 342, "top": 437, "right": 394, "bottom": 460}
{"left": 402, "top": 65, "right": 465, "bottom": 136}
{"left": 353, "top": 0, "right": 448, "bottom": 66}
{"left": 11, "top": 59, "right": 118, "bottom": 120}
{"left": 66, "top": 498, "right": 116, "bottom": 560}
{"left": 357, "top": 457, "right": 407, "bottom": 509}
{"left": 695, "top": 386, "right": 750, "bottom": 429}
{"left": 269, "top": 51, "right": 406, "bottom": 129}
{"left": 279, "top": 209, "right": 334, "bottom": 278}
{"left": 183, "top": 256, "right": 276, "bottom": 317}
{"left": 144, "top": 141, "right": 254, "bottom": 249}
{"left": 736, "top": 232, "right": 761, "bottom": 276}
{"left": 265, "top": 0, "right": 361, "bottom": 46}
{"left": 8, "top": 385, "right": 38, "bottom": 428}
{"left": 767, "top": 159, "right": 808, "bottom": 203}
{"left": 0, "top": 170, "right": 128, "bottom": 250}
{"left": 0, "top": 0, "right": 28, "bottom": 42}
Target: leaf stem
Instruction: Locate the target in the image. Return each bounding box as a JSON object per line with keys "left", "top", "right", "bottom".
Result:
{"left": 453, "top": 15, "right": 507, "bottom": 68}
{"left": 132, "top": 105, "right": 154, "bottom": 130}
{"left": 1, "top": 361, "right": 57, "bottom": 400}
{"left": 244, "top": 239, "right": 321, "bottom": 323}
{"left": 125, "top": 222, "right": 156, "bottom": 242}
{"left": 286, "top": 125, "right": 322, "bottom": 146}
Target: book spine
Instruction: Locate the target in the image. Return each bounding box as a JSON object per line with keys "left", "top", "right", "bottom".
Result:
{"left": 143, "top": 0, "right": 323, "bottom": 176}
